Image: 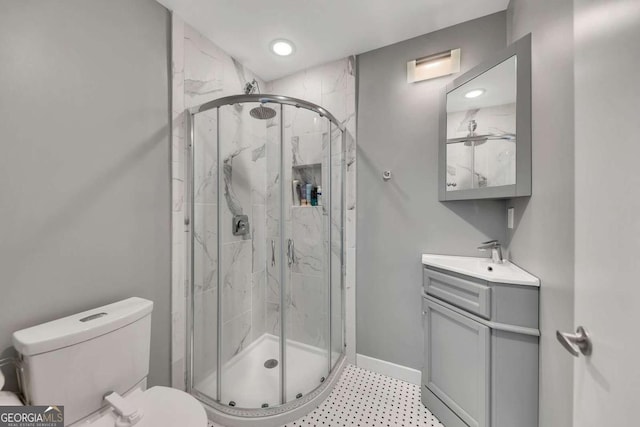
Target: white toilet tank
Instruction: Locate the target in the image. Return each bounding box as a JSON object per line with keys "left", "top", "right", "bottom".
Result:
{"left": 12, "top": 298, "right": 153, "bottom": 426}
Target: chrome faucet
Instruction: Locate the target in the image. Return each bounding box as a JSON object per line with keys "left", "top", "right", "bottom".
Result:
{"left": 478, "top": 240, "right": 504, "bottom": 264}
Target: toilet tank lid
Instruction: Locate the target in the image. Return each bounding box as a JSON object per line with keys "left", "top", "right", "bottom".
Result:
{"left": 13, "top": 298, "right": 153, "bottom": 356}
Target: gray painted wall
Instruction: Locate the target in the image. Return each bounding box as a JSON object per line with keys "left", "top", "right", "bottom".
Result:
{"left": 506, "top": 1, "right": 575, "bottom": 426}
{"left": 356, "top": 12, "right": 508, "bottom": 370}
{"left": 0, "top": 0, "right": 171, "bottom": 388}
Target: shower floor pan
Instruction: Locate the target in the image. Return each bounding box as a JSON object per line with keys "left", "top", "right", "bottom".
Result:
{"left": 195, "top": 333, "right": 339, "bottom": 409}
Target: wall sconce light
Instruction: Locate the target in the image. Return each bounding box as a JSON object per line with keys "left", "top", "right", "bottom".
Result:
{"left": 407, "top": 48, "right": 461, "bottom": 83}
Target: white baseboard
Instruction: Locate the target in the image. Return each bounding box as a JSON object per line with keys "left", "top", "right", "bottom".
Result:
{"left": 356, "top": 354, "right": 422, "bottom": 385}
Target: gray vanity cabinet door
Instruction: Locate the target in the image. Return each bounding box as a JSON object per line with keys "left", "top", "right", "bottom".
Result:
{"left": 424, "top": 299, "right": 490, "bottom": 427}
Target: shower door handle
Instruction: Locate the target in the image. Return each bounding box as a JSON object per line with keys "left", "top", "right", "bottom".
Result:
{"left": 271, "top": 240, "right": 276, "bottom": 267}
{"left": 287, "top": 239, "right": 295, "bottom": 267}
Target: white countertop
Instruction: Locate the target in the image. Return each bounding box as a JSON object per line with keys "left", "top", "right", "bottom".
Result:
{"left": 422, "top": 254, "right": 540, "bottom": 287}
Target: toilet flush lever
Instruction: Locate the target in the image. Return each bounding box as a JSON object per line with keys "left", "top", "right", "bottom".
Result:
{"left": 104, "top": 391, "right": 144, "bottom": 427}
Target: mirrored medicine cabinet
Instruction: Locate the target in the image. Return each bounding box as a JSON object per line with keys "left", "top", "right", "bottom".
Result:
{"left": 439, "top": 34, "right": 531, "bottom": 201}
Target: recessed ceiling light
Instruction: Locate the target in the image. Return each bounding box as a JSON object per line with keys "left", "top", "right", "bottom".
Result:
{"left": 465, "top": 89, "right": 485, "bottom": 98}
{"left": 270, "top": 39, "right": 295, "bottom": 56}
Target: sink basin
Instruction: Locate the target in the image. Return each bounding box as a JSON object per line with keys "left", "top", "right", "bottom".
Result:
{"left": 421, "top": 254, "right": 540, "bottom": 286}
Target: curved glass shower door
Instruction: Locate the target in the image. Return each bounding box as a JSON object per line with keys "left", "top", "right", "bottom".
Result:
{"left": 188, "top": 96, "right": 344, "bottom": 413}
{"left": 282, "top": 106, "right": 331, "bottom": 402}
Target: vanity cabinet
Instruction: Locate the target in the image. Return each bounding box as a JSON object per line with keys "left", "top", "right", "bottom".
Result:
{"left": 421, "top": 266, "right": 539, "bottom": 427}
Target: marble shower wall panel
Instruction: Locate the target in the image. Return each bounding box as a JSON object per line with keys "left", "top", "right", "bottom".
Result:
{"left": 193, "top": 110, "right": 218, "bottom": 204}
{"left": 193, "top": 203, "right": 218, "bottom": 293}
{"left": 193, "top": 288, "right": 218, "bottom": 383}
{"left": 292, "top": 133, "right": 325, "bottom": 167}
{"left": 289, "top": 273, "right": 328, "bottom": 349}
{"left": 291, "top": 207, "right": 324, "bottom": 277}
{"left": 171, "top": 13, "right": 268, "bottom": 389}
{"left": 218, "top": 106, "right": 248, "bottom": 242}
{"left": 221, "top": 240, "right": 252, "bottom": 322}
{"left": 265, "top": 301, "right": 281, "bottom": 337}
{"left": 221, "top": 310, "right": 252, "bottom": 365}
{"left": 250, "top": 117, "right": 268, "bottom": 233}
{"left": 251, "top": 202, "right": 267, "bottom": 340}
{"left": 265, "top": 114, "right": 281, "bottom": 240}
{"left": 192, "top": 108, "right": 219, "bottom": 298}
{"left": 251, "top": 205, "right": 266, "bottom": 275}
{"left": 330, "top": 150, "right": 345, "bottom": 363}
{"left": 183, "top": 21, "right": 265, "bottom": 112}
{"left": 251, "top": 270, "right": 266, "bottom": 341}
{"left": 265, "top": 230, "right": 285, "bottom": 340}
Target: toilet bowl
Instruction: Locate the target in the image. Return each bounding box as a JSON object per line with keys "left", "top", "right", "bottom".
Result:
{"left": 73, "top": 386, "right": 206, "bottom": 427}
{"left": 12, "top": 298, "right": 207, "bottom": 427}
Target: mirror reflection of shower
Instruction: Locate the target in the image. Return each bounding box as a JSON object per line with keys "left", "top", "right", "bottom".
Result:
{"left": 445, "top": 55, "right": 518, "bottom": 192}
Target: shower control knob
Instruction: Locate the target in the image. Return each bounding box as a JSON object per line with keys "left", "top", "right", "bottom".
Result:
{"left": 382, "top": 170, "right": 392, "bottom": 181}
{"left": 232, "top": 214, "right": 250, "bottom": 236}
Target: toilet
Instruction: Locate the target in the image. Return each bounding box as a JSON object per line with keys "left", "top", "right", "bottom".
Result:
{"left": 12, "top": 297, "right": 207, "bottom": 427}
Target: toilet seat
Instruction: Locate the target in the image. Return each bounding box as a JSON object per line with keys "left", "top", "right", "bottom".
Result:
{"left": 76, "top": 387, "right": 207, "bottom": 427}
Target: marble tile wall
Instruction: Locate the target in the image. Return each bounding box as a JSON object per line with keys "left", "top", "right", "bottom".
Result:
{"left": 171, "top": 14, "right": 267, "bottom": 389}
{"left": 172, "top": 13, "right": 357, "bottom": 390}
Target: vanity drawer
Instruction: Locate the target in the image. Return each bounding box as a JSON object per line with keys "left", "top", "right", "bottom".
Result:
{"left": 423, "top": 268, "right": 491, "bottom": 319}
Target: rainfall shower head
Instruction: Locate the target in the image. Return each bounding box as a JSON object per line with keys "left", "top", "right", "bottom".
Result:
{"left": 249, "top": 104, "right": 277, "bottom": 120}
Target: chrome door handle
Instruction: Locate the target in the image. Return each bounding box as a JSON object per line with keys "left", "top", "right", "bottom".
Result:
{"left": 271, "top": 240, "right": 276, "bottom": 267}
{"left": 556, "top": 326, "right": 592, "bottom": 357}
{"left": 287, "top": 239, "right": 295, "bottom": 266}
{"left": 291, "top": 240, "right": 295, "bottom": 264}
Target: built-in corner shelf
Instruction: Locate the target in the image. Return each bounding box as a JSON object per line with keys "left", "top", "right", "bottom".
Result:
{"left": 292, "top": 163, "right": 321, "bottom": 184}
{"left": 292, "top": 162, "right": 322, "bottom": 208}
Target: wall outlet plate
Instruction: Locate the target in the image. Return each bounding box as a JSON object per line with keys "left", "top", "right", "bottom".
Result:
{"left": 507, "top": 207, "right": 515, "bottom": 229}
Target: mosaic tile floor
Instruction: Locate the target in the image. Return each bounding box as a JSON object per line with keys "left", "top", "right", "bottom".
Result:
{"left": 209, "top": 364, "right": 444, "bottom": 426}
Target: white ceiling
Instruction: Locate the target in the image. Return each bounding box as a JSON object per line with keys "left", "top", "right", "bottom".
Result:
{"left": 157, "top": 0, "right": 509, "bottom": 81}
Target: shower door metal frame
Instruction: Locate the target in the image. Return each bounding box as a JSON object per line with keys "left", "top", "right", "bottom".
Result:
{"left": 185, "top": 94, "right": 347, "bottom": 418}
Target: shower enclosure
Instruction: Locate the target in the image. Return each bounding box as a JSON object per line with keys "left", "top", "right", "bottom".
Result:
{"left": 185, "top": 94, "right": 346, "bottom": 422}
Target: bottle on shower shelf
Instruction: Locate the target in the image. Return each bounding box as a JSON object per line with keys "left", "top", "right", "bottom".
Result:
{"left": 306, "top": 184, "right": 312, "bottom": 206}
{"left": 292, "top": 180, "right": 301, "bottom": 206}
{"left": 300, "top": 182, "right": 307, "bottom": 206}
